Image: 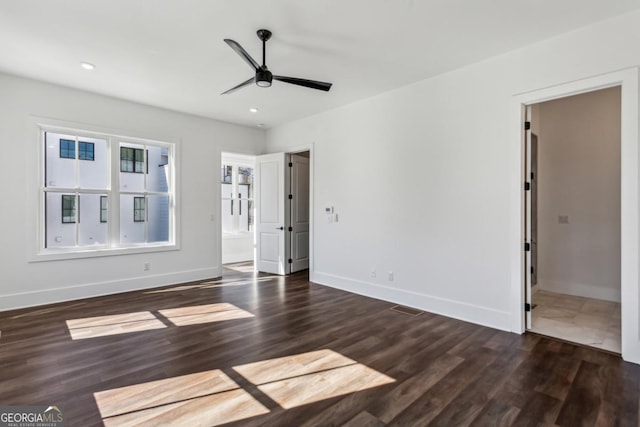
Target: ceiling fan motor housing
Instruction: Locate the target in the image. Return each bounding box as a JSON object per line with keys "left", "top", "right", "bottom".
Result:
{"left": 221, "top": 29, "right": 332, "bottom": 94}
{"left": 256, "top": 68, "right": 273, "bottom": 87}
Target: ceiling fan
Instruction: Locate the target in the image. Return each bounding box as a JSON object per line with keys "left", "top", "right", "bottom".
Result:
{"left": 221, "top": 29, "right": 333, "bottom": 95}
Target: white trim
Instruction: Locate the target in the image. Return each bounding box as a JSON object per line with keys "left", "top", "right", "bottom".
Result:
{"left": 537, "top": 280, "right": 621, "bottom": 303}
{"left": 221, "top": 152, "right": 256, "bottom": 165}
{"left": 27, "top": 116, "right": 181, "bottom": 262}
{"left": 510, "top": 68, "right": 640, "bottom": 363}
{"left": 0, "top": 266, "right": 221, "bottom": 312}
{"left": 311, "top": 271, "right": 511, "bottom": 331}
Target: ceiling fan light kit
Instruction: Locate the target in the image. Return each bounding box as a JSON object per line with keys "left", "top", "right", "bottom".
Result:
{"left": 221, "top": 29, "right": 332, "bottom": 95}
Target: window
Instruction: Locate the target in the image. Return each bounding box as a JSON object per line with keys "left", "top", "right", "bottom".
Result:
{"left": 221, "top": 158, "right": 254, "bottom": 234}
{"left": 62, "top": 195, "right": 77, "bottom": 223}
{"left": 100, "top": 196, "right": 108, "bottom": 223}
{"left": 120, "top": 147, "right": 146, "bottom": 173}
{"left": 40, "top": 129, "right": 175, "bottom": 255}
{"left": 78, "top": 142, "right": 94, "bottom": 161}
{"left": 60, "top": 139, "right": 75, "bottom": 159}
{"left": 60, "top": 139, "right": 94, "bottom": 160}
{"left": 134, "top": 197, "right": 145, "bottom": 222}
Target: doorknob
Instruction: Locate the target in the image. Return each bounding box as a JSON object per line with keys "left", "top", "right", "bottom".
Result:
{"left": 276, "top": 226, "right": 284, "bottom": 230}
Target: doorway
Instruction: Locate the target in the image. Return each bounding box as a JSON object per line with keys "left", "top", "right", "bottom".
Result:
{"left": 220, "top": 153, "right": 256, "bottom": 273}
{"left": 222, "top": 149, "right": 312, "bottom": 276}
{"left": 512, "top": 68, "right": 640, "bottom": 363}
{"left": 254, "top": 150, "right": 312, "bottom": 275}
{"left": 526, "top": 87, "right": 621, "bottom": 353}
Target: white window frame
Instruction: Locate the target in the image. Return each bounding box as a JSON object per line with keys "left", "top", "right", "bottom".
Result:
{"left": 28, "top": 119, "right": 180, "bottom": 262}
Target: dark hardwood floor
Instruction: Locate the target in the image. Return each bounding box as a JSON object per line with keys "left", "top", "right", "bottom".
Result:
{"left": 0, "top": 264, "right": 638, "bottom": 426}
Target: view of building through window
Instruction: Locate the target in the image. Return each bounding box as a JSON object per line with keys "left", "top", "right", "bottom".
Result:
{"left": 221, "top": 163, "right": 254, "bottom": 234}
{"left": 42, "top": 131, "right": 173, "bottom": 250}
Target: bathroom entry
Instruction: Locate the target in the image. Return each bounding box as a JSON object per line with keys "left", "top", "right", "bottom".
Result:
{"left": 525, "top": 86, "right": 622, "bottom": 353}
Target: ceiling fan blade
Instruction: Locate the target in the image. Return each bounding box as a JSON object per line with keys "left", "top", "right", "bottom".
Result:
{"left": 224, "top": 39, "right": 260, "bottom": 71}
{"left": 273, "top": 76, "right": 332, "bottom": 92}
{"left": 221, "top": 77, "right": 255, "bottom": 95}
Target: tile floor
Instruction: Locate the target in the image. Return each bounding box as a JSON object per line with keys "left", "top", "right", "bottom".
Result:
{"left": 530, "top": 289, "right": 621, "bottom": 353}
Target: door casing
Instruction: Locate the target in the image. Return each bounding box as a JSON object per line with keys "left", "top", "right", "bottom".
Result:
{"left": 254, "top": 145, "right": 314, "bottom": 276}
{"left": 511, "top": 68, "right": 640, "bottom": 363}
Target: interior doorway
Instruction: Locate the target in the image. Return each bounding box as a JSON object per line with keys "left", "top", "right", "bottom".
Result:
{"left": 220, "top": 153, "right": 256, "bottom": 271}
{"left": 254, "top": 149, "right": 312, "bottom": 275}
{"left": 289, "top": 151, "right": 310, "bottom": 273}
{"left": 221, "top": 148, "right": 312, "bottom": 276}
{"left": 524, "top": 87, "right": 621, "bottom": 353}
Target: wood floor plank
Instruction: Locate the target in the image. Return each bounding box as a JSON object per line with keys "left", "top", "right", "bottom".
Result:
{"left": 469, "top": 398, "right": 521, "bottom": 427}
{"left": 369, "top": 352, "right": 465, "bottom": 423}
{"left": 556, "top": 361, "right": 605, "bottom": 426}
{"left": 510, "top": 391, "right": 563, "bottom": 427}
{"left": 342, "top": 411, "right": 386, "bottom": 427}
{"left": 388, "top": 349, "right": 499, "bottom": 426}
{"left": 0, "top": 263, "right": 637, "bottom": 426}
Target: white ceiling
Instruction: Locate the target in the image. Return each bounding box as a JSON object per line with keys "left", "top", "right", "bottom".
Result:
{"left": 1, "top": 0, "right": 639, "bottom": 128}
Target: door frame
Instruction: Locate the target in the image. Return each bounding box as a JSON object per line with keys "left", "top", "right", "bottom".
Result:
{"left": 219, "top": 152, "right": 257, "bottom": 266}
{"left": 510, "top": 67, "right": 640, "bottom": 363}
{"left": 288, "top": 151, "right": 311, "bottom": 274}
{"left": 284, "top": 144, "right": 315, "bottom": 275}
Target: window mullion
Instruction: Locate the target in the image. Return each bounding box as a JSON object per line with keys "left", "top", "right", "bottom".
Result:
{"left": 75, "top": 192, "right": 80, "bottom": 247}
{"left": 74, "top": 136, "right": 80, "bottom": 247}
{"left": 233, "top": 164, "right": 240, "bottom": 234}
{"left": 144, "top": 195, "right": 149, "bottom": 243}
{"left": 109, "top": 137, "right": 121, "bottom": 248}
{"left": 144, "top": 146, "right": 148, "bottom": 243}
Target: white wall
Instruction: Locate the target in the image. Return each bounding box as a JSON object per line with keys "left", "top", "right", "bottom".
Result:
{"left": 0, "top": 72, "right": 265, "bottom": 310}
{"left": 266, "top": 10, "right": 640, "bottom": 332}
{"left": 536, "top": 88, "right": 621, "bottom": 302}
{"left": 222, "top": 236, "right": 255, "bottom": 264}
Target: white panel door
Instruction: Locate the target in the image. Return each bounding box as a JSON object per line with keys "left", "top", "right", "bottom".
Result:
{"left": 290, "top": 154, "right": 310, "bottom": 273}
{"left": 256, "top": 153, "right": 288, "bottom": 274}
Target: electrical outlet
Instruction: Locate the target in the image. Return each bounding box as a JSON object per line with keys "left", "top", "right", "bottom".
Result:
{"left": 144, "top": 262, "right": 151, "bottom": 271}
{"left": 388, "top": 271, "right": 394, "bottom": 281}
{"left": 559, "top": 215, "right": 569, "bottom": 224}
{"left": 370, "top": 269, "right": 376, "bottom": 278}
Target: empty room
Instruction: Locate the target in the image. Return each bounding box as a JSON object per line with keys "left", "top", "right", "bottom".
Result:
{"left": 2, "top": 1, "right": 640, "bottom": 426}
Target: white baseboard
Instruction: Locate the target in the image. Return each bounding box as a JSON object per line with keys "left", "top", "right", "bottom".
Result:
{"left": 538, "top": 279, "right": 620, "bottom": 302}
{"left": 0, "top": 266, "right": 222, "bottom": 312}
{"left": 310, "top": 271, "right": 512, "bottom": 332}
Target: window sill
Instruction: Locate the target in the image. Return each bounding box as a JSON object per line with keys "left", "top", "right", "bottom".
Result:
{"left": 29, "top": 243, "right": 179, "bottom": 263}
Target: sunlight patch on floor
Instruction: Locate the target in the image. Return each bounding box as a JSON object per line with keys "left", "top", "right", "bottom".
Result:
{"left": 234, "top": 349, "right": 396, "bottom": 409}
{"left": 159, "top": 303, "right": 254, "bottom": 326}
{"left": 95, "top": 370, "right": 268, "bottom": 427}
{"left": 66, "top": 312, "right": 166, "bottom": 340}
{"left": 66, "top": 304, "right": 254, "bottom": 339}
{"left": 224, "top": 263, "right": 256, "bottom": 273}
{"left": 93, "top": 349, "right": 394, "bottom": 425}
{"left": 144, "top": 276, "right": 279, "bottom": 294}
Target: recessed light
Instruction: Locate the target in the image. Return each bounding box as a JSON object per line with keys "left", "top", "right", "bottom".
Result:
{"left": 249, "top": 107, "right": 259, "bottom": 113}
{"left": 80, "top": 62, "right": 95, "bottom": 71}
